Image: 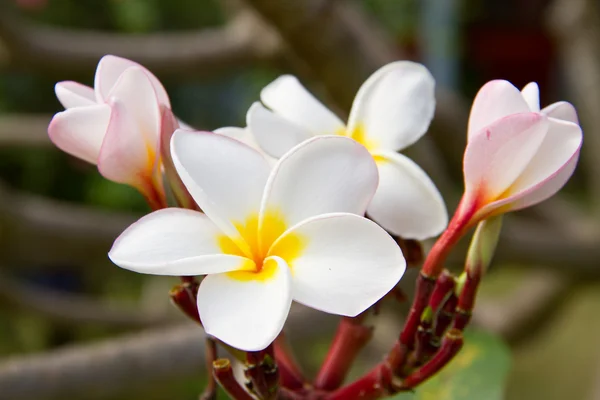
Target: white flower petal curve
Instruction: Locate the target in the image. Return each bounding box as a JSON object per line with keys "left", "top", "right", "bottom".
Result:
{"left": 477, "top": 118, "right": 582, "bottom": 216}
{"left": 171, "top": 130, "right": 271, "bottom": 242}
{"left": 55, "top": 81, "right": 96, "bottom": 108}
{"left": 214, "top": 126, "right": 260, "bottom": 150}
{"left": 464, "top": 112, "right": 549, "bottom": 201}
{"left": 247, "top": 102, "right": 314, "bottom": 158}
{"left": 261, "top": 136, "right": 378, "bottom": 229}
{"left": 347, "top": 61, "right": 436, "bottom": 152}
{"left": 260, "top": 75, "right": 345, "bottom": 135}
{"left": 197, "top": 256, "right": 292, "bottom": 351}
{"left": 367, "top": 151, "right": 447, "bottom": 239}
{"left": 109, "top": 208, "right": 249, "bottom": 275}
{"left": 269, "top": 213, "right": 405, "bottom": 317}
{"left": 467, "top": 80, "right": 531, "bottom": 140}
{"left": 48, "top": 104, "right": 111, "bottom": 164}
{"left": 95, "top": 55, "right": 170, "bottom": 107}
{"left": 542, "top": 101, "right": 579, "bottom": 124}
{"left": 521, "top": 82, "right": 540, "bottom": 112}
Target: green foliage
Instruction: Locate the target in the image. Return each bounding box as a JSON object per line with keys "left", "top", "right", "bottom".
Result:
{"left": 393, "top": 329, "right": 511, "bottom": 400}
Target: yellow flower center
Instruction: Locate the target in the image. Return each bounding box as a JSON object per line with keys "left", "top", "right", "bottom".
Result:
{"left": 218, "top": 209, "right": 306, "bottom": 282}
{"left": 339, "top": 123, "right": 379, "bottom": 153}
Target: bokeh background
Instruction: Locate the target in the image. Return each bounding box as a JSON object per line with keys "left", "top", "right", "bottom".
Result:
{"left": 0, "top": 0, "right": 598, "bottom": 399}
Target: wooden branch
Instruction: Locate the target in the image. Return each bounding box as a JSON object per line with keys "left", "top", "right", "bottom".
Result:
{"left": 0, "top": 114, "right": 52, "bottom": 146}
{"left": 0, "top": 306, "right": 334, "bottom": 400}
{"left": 0, "top": 4, "right": 280, "bottom": 77}
{"left": 0, "top": 270, "right": 176, "bottom": 328}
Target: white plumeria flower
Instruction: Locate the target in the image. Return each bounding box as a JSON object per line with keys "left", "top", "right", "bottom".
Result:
{"left": 461, "top": 80, "right": 583, "bottom": 222}
{"left": 109, "top": 132, "right": 406, "bottom": 351}
{"left": 246, "top": 61, "right": 448, "bottom": 240}
{"left": 214, "top": 126, "right": 276, "bottom": 166}
{"left": 48, "top": 55, "right": 170, "bottom": 208}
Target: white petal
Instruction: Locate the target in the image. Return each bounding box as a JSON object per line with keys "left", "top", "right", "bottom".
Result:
{"left": 269, "top": 213, "right": 405, "bottom": 317}
{"left": 109, "top": 208, "right": 249, "bottom": 275}
{"left": 55, "top": 81, "right": 96, "bottom": 108}
{"left": 261, "top": 136, "right": 378, "bottom": 230}
{"left": 464, "top": 113, "right": 549, "bottom": 201}
{"left": 97, "top": 68, "right": 161, "bottom": 186}
{"left": 542, "top": 101, "right": 579, "bottom": 124}
{"left": 521, "top": 82, "right": 540, "bottom": 111}
{"left": 197, "top": 256, "right": 292, "bottom": 351}
{"left": 214, "top": 126, "right": 259, "bottom": 150}
{"left": 477, "top": 118, "right": 582, "bottom": 216}
{"left": 260, "top": 75, "right": 345, "bottom": 135}
{"left": 94, "top": 55, "right": 170, "bottom": 107}
{"left": 367, "top": 151, "right": 447, "bottom": 239}
{"left": 346, "top": 61, "right": 436, "bottom": 152}
{"left": 171, "top": 130, "right": 271, "bottom": 243}
{"left": 467, "top": 80, "right": 531, "bottom": 140}
{"left": 246, "top": 102, "right": 314, "bottom": 158}
{"left": 48, "top": 104, "right": 111, "bottom": 164}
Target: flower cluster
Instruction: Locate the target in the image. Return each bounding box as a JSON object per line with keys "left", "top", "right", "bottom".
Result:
{"left": 48, "top": 55, "right": 582, "bottom": 398}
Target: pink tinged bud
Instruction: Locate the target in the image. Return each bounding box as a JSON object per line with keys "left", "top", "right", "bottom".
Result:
{"left": 463, "top": 106, "right": 582, "bottom": 223}
{"left": 48, "top": 55, "right": 170, "bottom": 209}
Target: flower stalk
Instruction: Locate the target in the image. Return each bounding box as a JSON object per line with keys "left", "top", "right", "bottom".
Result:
{"left": 274, "top": 333, "right": 306, "bottom": 390}
{"left": 213, "top": 358, "right": 254, "bottom": 400}
{"left": 315, "top": 315, "right": 374, "bottom": 390}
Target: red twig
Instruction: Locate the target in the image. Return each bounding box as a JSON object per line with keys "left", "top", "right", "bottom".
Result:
{"left": 274, "top": 333, "right": 306, "bottom": 390}
{"left": 200, "top": 338, "right": 218, "bottom": 400}
{"left": 452, "top": 270, "right": 481, "bottom": 331}
{"left": 399, "top": 329, "right": 464, "bottom": 390}
{"left": 432, "top": 294, "right": 457, "bottom": 345}
{"left": 315, "top": 316, "right": 373, "bottom": 390}
{"left": 246, "top": 345, "right": 279, "bottom": 400}
{"left": 213, "top": 359, "right": 254, "bottom": 400}
{"left": 169, "top": 280, "right": 201, "bottom": 324}
{"left": 325, "top": 363, "right": 397, "bottom": 400}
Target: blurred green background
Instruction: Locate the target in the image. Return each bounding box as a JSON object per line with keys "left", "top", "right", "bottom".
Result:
{"left": 0, "top": 0, "right": 598, "bottom": 399}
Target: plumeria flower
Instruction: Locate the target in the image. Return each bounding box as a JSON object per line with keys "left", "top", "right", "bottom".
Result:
{"left": 422, "top": 80, "right": 583, "bottom": 278}
{"left": 461, "top": 80, "right": 583, "bottom": 223}
{"left": 213, "top": 126, "right": 276, "bottom": 166}
{"left": 247, "top": 61, "right": 448, "bottom": 240}
{"left": 109, "top": 132, "right": 406, "bottom": 351}
{"left": 48, "top": 55, "right": 171, "bottom": 209}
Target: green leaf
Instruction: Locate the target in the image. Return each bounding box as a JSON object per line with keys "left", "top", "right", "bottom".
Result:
{"left": 392, "top": 329, "right": 511, "bottom": 400}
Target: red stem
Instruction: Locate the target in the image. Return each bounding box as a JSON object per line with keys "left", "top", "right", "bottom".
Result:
{"left": 428, "top": 270, "right": 456, "bottom": 314}
{"left": 421, "top": 197, "right": 478, "bottom": 278}
{"left": 315, "top": 316, "right": 373, "bottom": 390}
{"left": 399, "top": 329, "right": 464, "bottom": 390}
{"left": 213, "top": 359, "right": 254, "bottom": 400}
{"left": 433, "top": 294, "right": 457, "bottom": 344}
{"left": 397, "top": 273, "right": 436, "bottom": 352}
{"left": 274, "top": 334, "right": 306, "bottom": 390}
{"left": 452, "top": 270, "right": 482, "bottom": 331}
{"left": 169, "top": 280, "right": 201, "bottom": 324}
{"left": 200, "top": 338, "right": 218, "bottom": 400}
{"left": 325, "top": 363, "right": 395, "bottom": 400}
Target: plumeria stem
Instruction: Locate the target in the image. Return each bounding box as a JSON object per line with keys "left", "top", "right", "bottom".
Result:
{"left": 315, "top": 315, "right": 373, "bottom": 390}
{"left": 246, "top": 345, "right": 279, "bottom": 400}
{"left": 199, "top": 338, "right": 218, "bottom": 400}
{"left": 274, "top": 333, "right": 306, "bottom": 390}
{"left": 452, "top": 270, "right": 481, "bottom": 331}
{"left": 421, "top": 196, "right": 478, "bottom": 278}
{"left": 399, "top": 329, "right": 464, "bottom": 390}
{"left": 325, "top": 363, "right": 397, "bottom": 400}
{"left": 170, "top": 280, "right": 201, "bottom": 323}
{"left": 432, "top": 293, "right": 457, "bottom": 347}
{"left": 213, "top": 358, "right": 254, "bottom": 400}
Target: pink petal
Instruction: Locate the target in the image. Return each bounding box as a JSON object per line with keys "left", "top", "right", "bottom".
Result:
{"left": 467, "top": 80, "right": 531, "bottom": 140}
{"left": 476, "top": 118, "right": 582, "bottom": 217}
{"left": 542, "top": 101, "right": 579, "bottom": 124}
{"left": 48, "top": 104, "right": 111, "bottom": 164}
{"left": 464, "top": 112, "right": 549, "bottom": 202}
{"left": 55, "top": 81, "right": 96, "bottom": 109}
{"left": 94, "top": 55, "right": 170, "bottom": 107}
